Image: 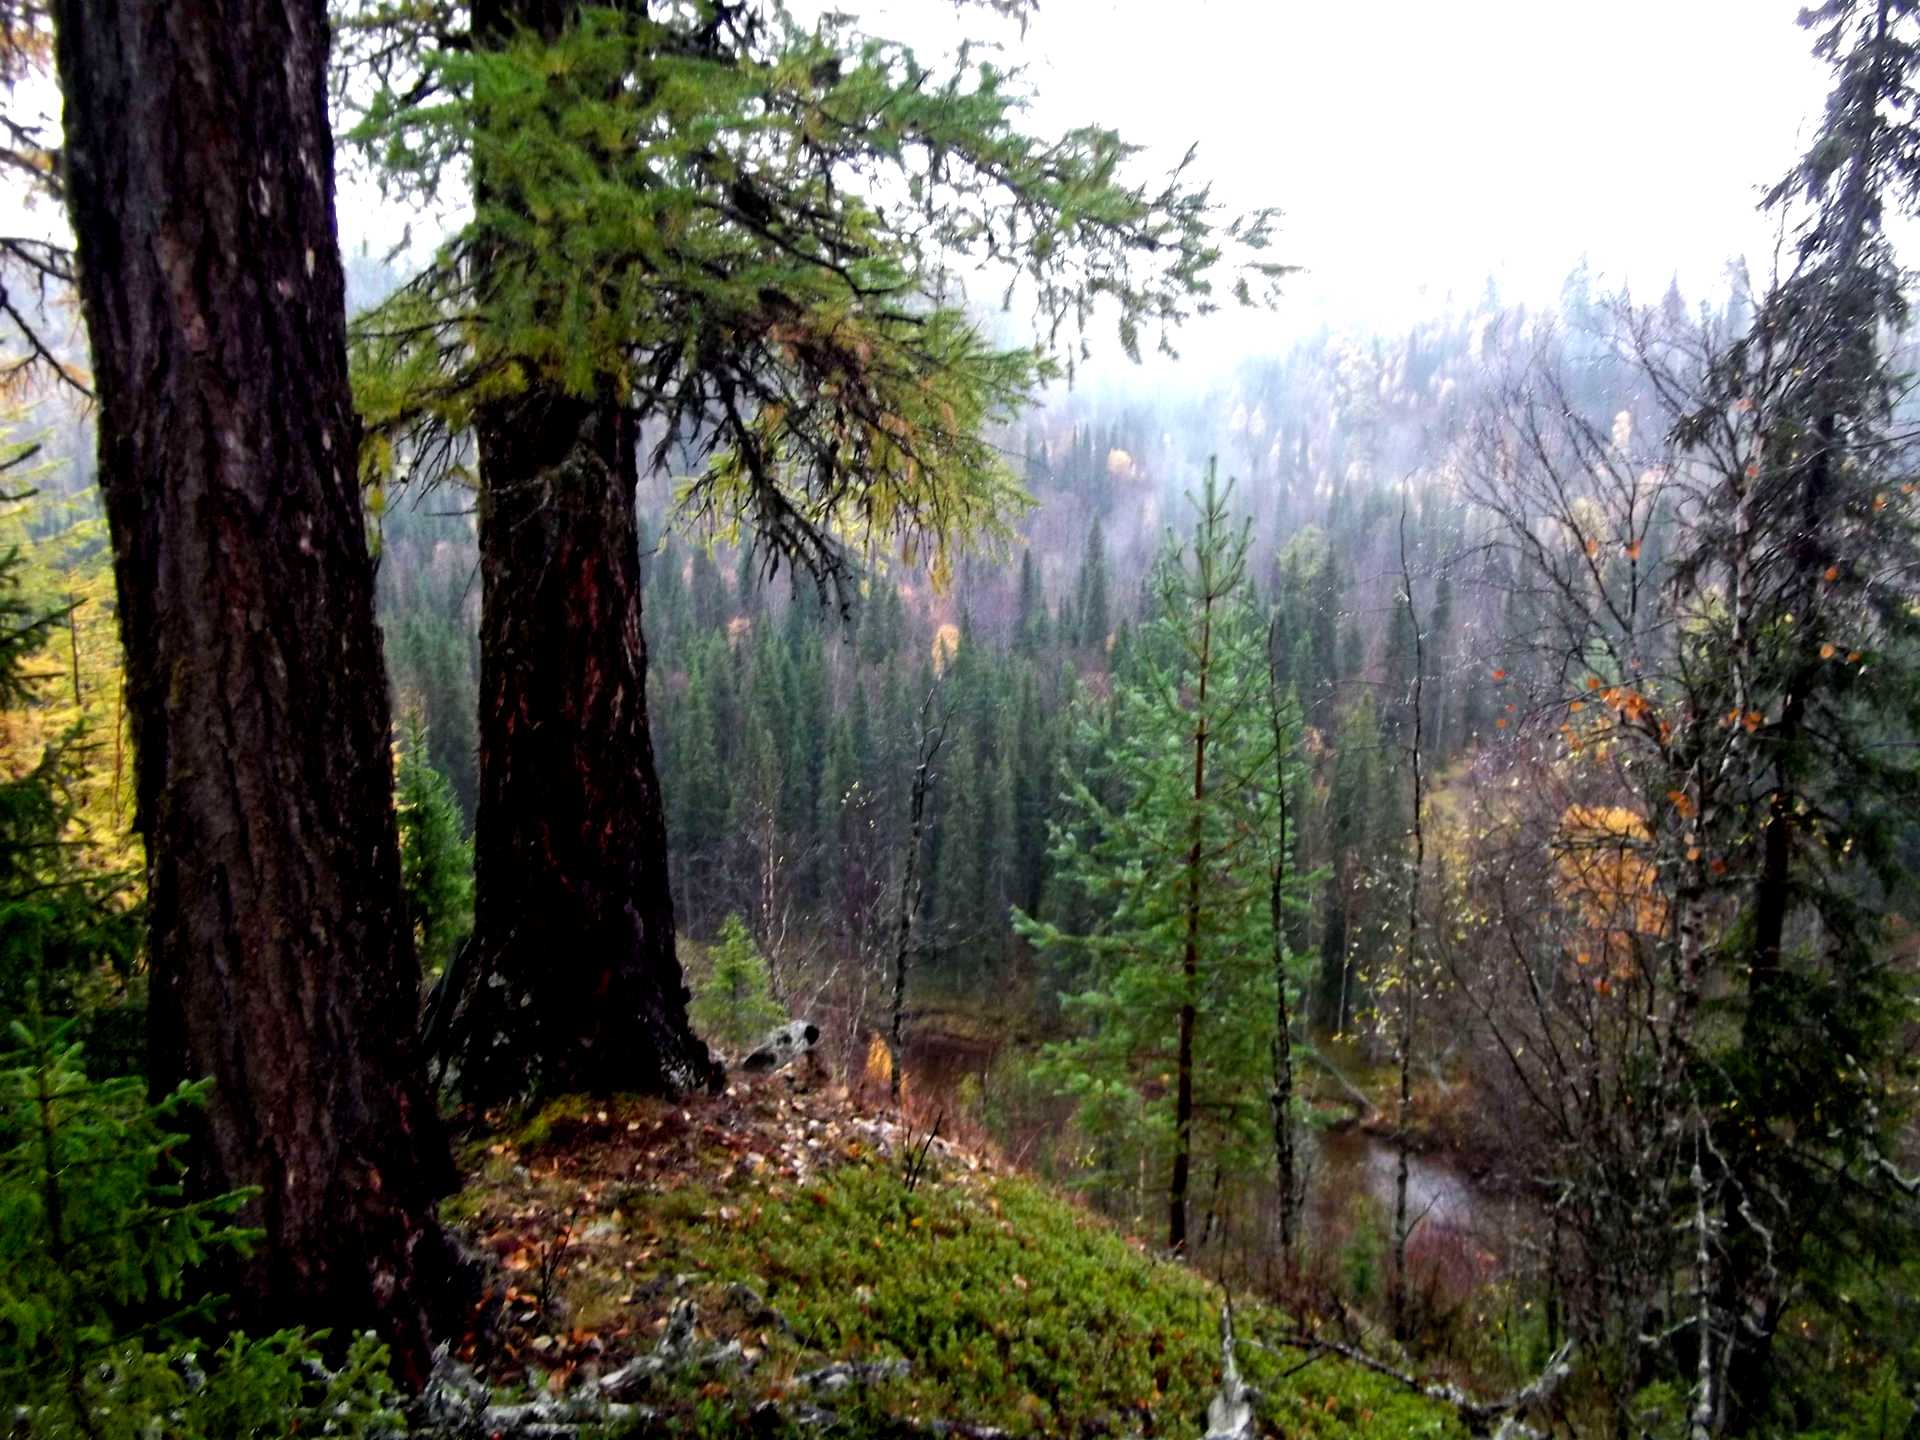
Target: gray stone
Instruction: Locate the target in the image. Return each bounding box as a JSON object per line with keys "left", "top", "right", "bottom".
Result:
{"left": 740, "top": 1020, "right": 820, "bottom": 1072}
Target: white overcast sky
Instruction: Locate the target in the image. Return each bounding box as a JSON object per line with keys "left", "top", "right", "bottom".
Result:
{"left": 749, "top": 0, "right": 1838, "bottom": 384}
{"left": 8, "top": 2, "right": 1839, "bottom": 383}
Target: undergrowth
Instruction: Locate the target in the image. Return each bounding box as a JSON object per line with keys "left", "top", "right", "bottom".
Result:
{"left": 581, "top": 1135, "right": 1461, "bottom": 1437}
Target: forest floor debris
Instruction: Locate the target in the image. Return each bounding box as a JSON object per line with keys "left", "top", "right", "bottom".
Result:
{"left": 434, "top": 1068, "right": 1464, "bottom": 1437}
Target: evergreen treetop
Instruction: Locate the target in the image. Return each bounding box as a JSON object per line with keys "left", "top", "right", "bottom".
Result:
{"left": 341, "top": 0, "right": 1286, "bottom": 596}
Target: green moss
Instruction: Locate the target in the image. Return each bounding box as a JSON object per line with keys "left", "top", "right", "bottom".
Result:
{"left": 512, "top": 1094, "right": 596, "bottom": 1149}
{"left": 614, "top": 1158, "right": 1461, "bottom": 1438}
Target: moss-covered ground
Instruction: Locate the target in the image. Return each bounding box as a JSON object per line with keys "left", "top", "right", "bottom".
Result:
{"left": 442, "top": 1076, "right": 1461, "bottom": 1438}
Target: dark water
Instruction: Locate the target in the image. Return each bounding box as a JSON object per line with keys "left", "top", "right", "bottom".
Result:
{"left": 1314, "top": 1128, "right": 1482, "bottom": 1236}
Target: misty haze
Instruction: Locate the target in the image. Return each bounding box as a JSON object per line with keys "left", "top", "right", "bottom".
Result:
{"left": 2, "top": 3, "right": 1917, "bottom": 1437}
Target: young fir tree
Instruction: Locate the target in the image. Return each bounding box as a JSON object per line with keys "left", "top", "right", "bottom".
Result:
{"left": 689, "top": 914, "right": 785, "bottom": 1055}
{"left": 393, "top": 714, "right": 474, "bottom": 983}
{"left": 1015, "top": 467, "right": 1312, "bottom": 1252}
{"left": 0, "top": 1012, "right": 401, "bottom": 1439}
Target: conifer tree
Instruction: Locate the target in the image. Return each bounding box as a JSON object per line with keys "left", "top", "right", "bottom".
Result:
{"left": 689, "top": 914, "right": 785, "bottom": 1054}
{"left": 1014, "top": 549, "right": 1045, "bottom": 653}
{"left": 1016, "top": 467, "right": 1309, "bottom": 1251}
{"left": 1655, "top": 2, "right": 1920, "bottom": 1420}
{"left": 341, "top": 0, "right": 1282, "bottom": 1099}
{"left": 1074, "top": 518, "right": 1112, "bottom": 651}
{"left": 394, "top": 714, "right": 474, "bottom": 983}
{"left": 53, "top": 0, "right": 457, "bottom": 1368}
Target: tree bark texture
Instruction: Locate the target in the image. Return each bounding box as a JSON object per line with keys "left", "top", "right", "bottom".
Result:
{"left": 53, "top": 0, "right": 459, "bottom": 1379}
{"left": 455, "top": 386, "right": 718, "bottom": 1101}
{"left": 1170, "top": 587, "right": 1213, "bottom": 1255}
{"left": 448, "top": 0, "right": 718, "bottom": 1104}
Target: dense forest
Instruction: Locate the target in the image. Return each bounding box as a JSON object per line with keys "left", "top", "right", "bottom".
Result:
{"left": 2, "top": 1, "right": 1918, "bottom": 1437}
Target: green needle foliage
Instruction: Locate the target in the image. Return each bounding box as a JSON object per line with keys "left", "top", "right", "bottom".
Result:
{"left": 1015, "top": 467, "right": 1313, "bottom": 1225}
{"left": 0, "top": 1014, "right": 401, "bottom": 1439}
{"left": 339, "top": 0, "right": 1288, "bottom": 592}
{"left": 0, "top": 476, "right": 141, "bottom": 1069}
{"left": 394, "top": 711, "right": 474, "bottom": 982}
{"left": 689, "top": 912, "right": 785, "bottom": 1053}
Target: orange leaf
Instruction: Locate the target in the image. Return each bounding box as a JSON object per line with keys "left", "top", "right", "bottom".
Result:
{"left": 1820, "top": 642, "right": 1836, "bottom": 660}
{"left": 1742, "top": 710, "right": 1763, "bottom": 733}
{"left": 1824, "top": 565, "right": 1840, "bottom": 583}
{"left": 1492, "top": 667, "right": 1506, "bottom": 681}
{"left": 1495, "top": 717, "right": 1508, "bottom": 730}
{"left": 1667, "top": 789, "right": 1696, "bottom": 818}
{"left": 1585, "top": 538, "right": 1600, "bottom": 558}
{"left": 1626, "top": 541, "right": 1643, "bottom": 561}
{"left": 1586, "top": 675, "right": 1602, "bottom": 691}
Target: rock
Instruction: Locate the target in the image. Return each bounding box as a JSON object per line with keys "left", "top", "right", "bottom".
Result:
{"left": 740, "top": 1020, "right": 821, "bottom": 1072}
{"left": 794, "top": 1357, "right": 912, "bottom": 1395}
{"left": 413, "top": 1345, "right": 490, "bottom": 1433}
{"left": 724, "top": 1281, "right": 796, "bottom": 1336}
{"left": 599, "top": 1300, "right": 757, "bottom": 1402}
{"left": 597, "top": 1354, "right": 668, "bottom": 1402}
{"left": 752, "top": 1398, "right": 839, "bottom": 1431}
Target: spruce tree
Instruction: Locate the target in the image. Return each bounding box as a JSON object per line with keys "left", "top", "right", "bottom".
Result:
{"left": 689, "top": 915, "right": 784, "bottom": 1055}
{"left": 394, "top": 714, "right": 474, "bottom": 983}
{"left": 1016, "top": 467, "right": 1310, "bottom": 1251}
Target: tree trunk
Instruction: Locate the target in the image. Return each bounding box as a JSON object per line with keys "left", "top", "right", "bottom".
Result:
{"left": 446, "top": 0, "right": 718, "bottom": 1104}
{"left": 53, "top": 0, "right": 458, "bottom": 1379}
{"left": 454, "top": 386, "right": 718, "bottom": 1101}
{"left": 890, "top": 692, "right": 943, "bottom": 1107}
{"left": 1266, "top": 613, "right": 1299, "bottom": 1266}
{"left": 1171, "top": 587, "right": 1214, "bottom": 1255}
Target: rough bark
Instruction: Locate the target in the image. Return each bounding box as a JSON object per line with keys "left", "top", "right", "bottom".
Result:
{"left": 454, "top": 385, "right": 718, "bottom": 1101}
{"left": 446, "top": 0, "right": 719, "bottom": 1103}
{"left": 52, "top": 0, "right": 458, "bottom": 1378}
{"left": 890, "top": 690, "right": 945, "bottom": 1106}
{"left": 1264, "top": 613, "right": 1299, "bottom": 1265}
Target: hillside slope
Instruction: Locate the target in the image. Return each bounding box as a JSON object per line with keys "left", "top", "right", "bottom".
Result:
{"left": 435, "top": 1070, "right": 1462, "bottom": 1438}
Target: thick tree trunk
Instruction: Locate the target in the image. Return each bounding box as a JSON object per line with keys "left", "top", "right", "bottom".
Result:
{"left": 52, "top": 0, "right": 459, "bottom": 1379}
{"left": 446, "top": 0, "right": 718, "bottom": 1104}
{"left": 453, "top": 387, "right": 719, "bottom": 1101}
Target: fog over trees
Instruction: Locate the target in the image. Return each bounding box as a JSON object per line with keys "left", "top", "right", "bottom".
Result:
{"left": 2, "top": 3, "right": 1917, "bottom": 1437}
